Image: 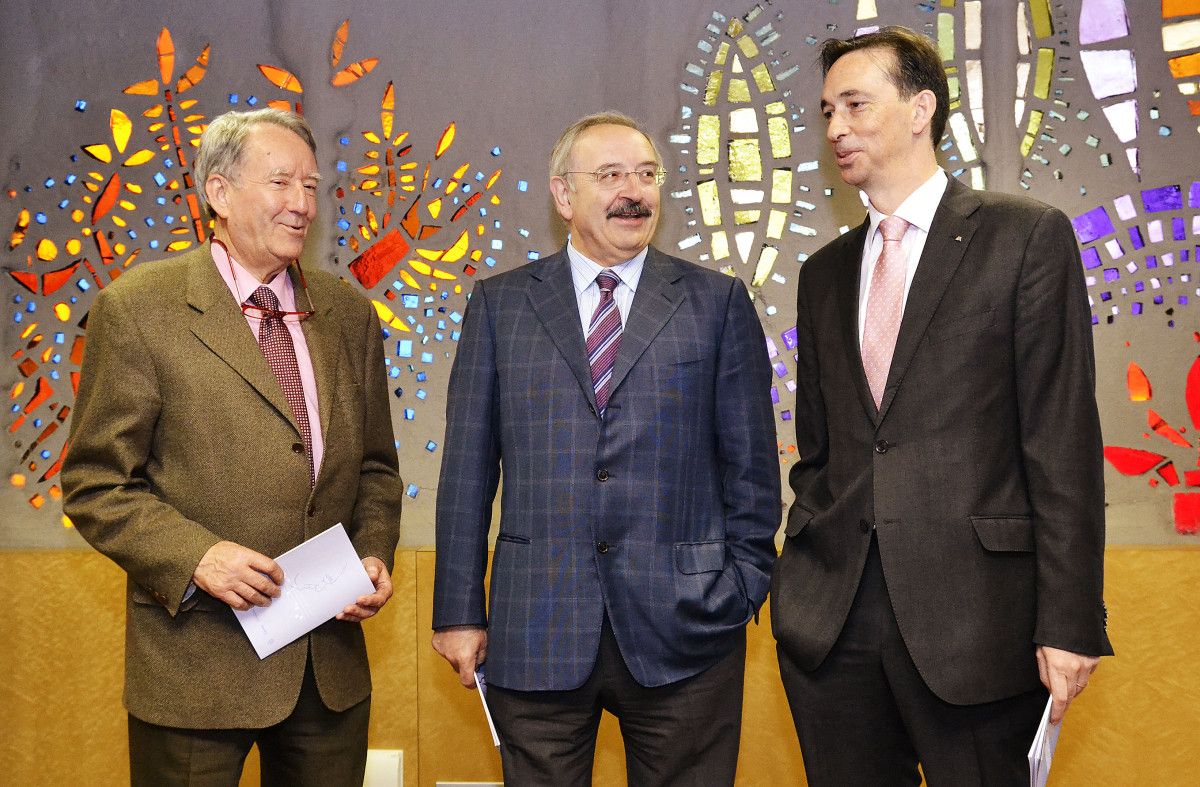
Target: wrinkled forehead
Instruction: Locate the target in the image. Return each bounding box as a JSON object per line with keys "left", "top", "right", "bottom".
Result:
{"left": 571, "top": 124, "right": 660, "bottom": 170}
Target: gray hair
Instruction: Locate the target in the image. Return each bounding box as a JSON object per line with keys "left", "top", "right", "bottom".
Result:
{"left": 193, "top": 108, "right": 317, "bottom": 218}
{"left": 549, "top": 111, "right": 662, "bottom": 182}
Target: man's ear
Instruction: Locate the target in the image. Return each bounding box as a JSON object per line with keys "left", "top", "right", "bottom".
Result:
{"left": 205, "top": 174, "right": 232, "bottom": 220}
{"left": 911, "top": 89, "right": 937, "bottom": 139}
{"left": 549, "top": 175, "right": 574, "bottom": 222}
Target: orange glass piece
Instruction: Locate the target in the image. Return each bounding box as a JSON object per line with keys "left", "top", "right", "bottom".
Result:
{"left": 176, "top": 44, "right": 210, "bottom": 93}
{"left": 156, "top": 28, "right": 175, "bottom": 85}
{"left": 9, "top": 208, "right": 29, "bottom": 249}
{"left": 435, "top": 123, "right": 456, "bottom": 158}
{"left": 91, "top": 173, "right": 122, "bottom": 225}
{"left": 331, "top": 19, "right": 349, "bottom": 67}
{"left": 1127, "top": 361, "right": 1152, "bottom": 400}
{"left": 124, "top": 79, "right": 159, "bottom": 95}
{"left": 258, "top": 64, "right": 303, "bottom": 93}
{"left": 331, "top": 58, "right": 378, "bottom": 87}
{"left": 36, "top": 239, "right": 57, "bottom": 262}
{"left": 266, "top": 99, "right": 292, "bottom": 112}
{"left": 42, "top": 262, "right": 81, "bottom": 295}
{"left": 9, "top": 270, "right": 37, "bottom": 293}
{"left": 1168, "top": 52, "right": 1200, "bottom": 78}
{"left": 17, "top": 359, "right": 37, "bottom": 377}
{"left": 23, "top": 377, "right": 52, "bottom": 414}
{"left": 401, "top": 200, "right": 421, "bottom": 238}
{"left": 1163, "top": 0, "right": 1200, "bottom": 18}
{"left": 1190, "top": 99, "right": 1200, "bottom": 116}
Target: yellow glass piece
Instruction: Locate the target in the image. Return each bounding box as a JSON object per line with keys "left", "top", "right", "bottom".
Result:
{"left": 183, "top": 114, "right": 203, "bottom": 122}
{"left": 486, "top": 169, "right": 502, "bottom": 189}
{"left": 360, "top": 180, "right": 379, "bottom": 191}
{"left": 442, "top": 231, "right": 469, "bottom": 263}
{"left": 734, "top": 210, "right": 761, "bottom": 224}
{"left": 10, "top": 474, "right": 25, "bottom": 488}
{"left": 728, "top": 78, "right": 751, "bottom": 103}
{"left": 111, "top": 216, "right": 126, "bottom": 228}
{"left": 428, "top": 198, "right": 442, "bottom": 219}
{"left": 491, "top": 195, "right": 500, "bottom": 205}
{"left": 942, "top": 0, "right": 956, "bottom": 6}
{"left": 698, "top": 180, "right": 722, "bottom": 226}
{"left": 766, "top": 209, "right": 786, "bottom": 239}
{"left": 143, "top": 105, "right": 164, "bottom": 118}
{"left": 110, "top": 109, "right": 133, "bottom": 153}
{"left": 381, "top": 82, "right": 396, "bottom": 140}
{"left": 19, "top": 324, "right": 35, "bottom": 340}
{"left": 767, "top": 117, "right": 791, "bottom": 158}
{"left": 697, "top": 115, "right": 721, "bottom": 165}
{"left": 771, "top": 169, "right": 792, "bottom": 203}
{"left": 117, "top": 199, "right": 136, "bottom": 211}
{"left": 61, "top": 514, "right": 73, "bottom": 529}
{"left": 71, "top": 210, "right": 84, "bottom": 222}
{"left": 358, "top": 164, "right": 381, "bottom": 175}
{"left": 729, "top": 107, "right": 758, "bottom": 134}
{"left": 751, "top": 245, "right": 778, "bottom": 286}
{"left": 856, "top": 0, "right": 879, "bottom": 19}
{"left": 714, "top": 41, "right": 730, "bottom": 66}
{"left": 416, "top": 248, "right": 441, "bottom": 261}
{"left": 399, "top": 269, "right": 420, "bottom": 289}
{"left": 766, "top": 101, "right": 786, "bottom": 115}
{"left": 1029, "top": 0, "right": 1052, "bottom": 39}
{"left": 180, "top": 98, "right": 198, "bottom": 109}
{"left": 399, "top": 161, "right": 418, "bottom": 171}
{"left": 726, "top": 17, "right": 744, "bottom": 37}
{"left": 947, "top": 76, "right": 961, "bottom": 103}
{"left": 125, "top": 183, "right": 143, "bottom": 194}
{"left": 36, "top": 239, "right": 57, "bottom": 261}
{"left": 53, "top": 303, "right": 70, "bottom": 321}
{"left": 148, "top": 122, "right": 166, "bottom": 133}
{"left": 1021, "top": 109, "right": 1044, "bottom": 157}
{"left": 124, "top": 149, "right": 154, "bottom": 167}
{"left": 364, "top": 151, "right": 380, "bottom": 160}
{"left": 704, "top": 71, "right": 723, "bottom": 106}
{"left": 393, "top": 131, "right": 409, "bottom": 147}
{"left": 751, "top": 64, "right": 775, "bottom": 93}
{"left": 409, "top": 259, "right": 433, "bottom": 275}
{"left": 453, "top": 163, "right": 470, "bottom": 179}
{"left": 435, "top": 123, "right": 456, "bottom": 158}
{"left": 937, "top": 13, "right": 955, "bottom": 61}
{"left": 737, "top": 36, "right": 759, "bottom": 58}
{"left": 1034, "top": 48, "right": 1054, "bottom": 100}
{"left": 363, "top": 131, "right": 381, "bottom": 143}
{"left": 728, "top": 139, "right": 762, "bottom": 181}
{"left": 114, "top": 242, "right": 126, "bottom": 255}
{"left": 124, "top": 79, "right": 159, "bottom": 96}
{"left": 371, "top": 298, "right": 411, "bottom": 332}
{"left": 65, "top": 238, "right": 81, "bottom": 255}
{"left": 83, "top": 144, "right": 112, "bottom": 164}
{"left": 166, "top": 240, "right": 191, "bottom": 252}
{"left": 366, "top": 207, "right": 379, "bottom": 234}
{"left": 359, "top": 225, "right": 372, "bottom": 241}
{"left": 711, "top": 230, "right": 730, "bottom": 260}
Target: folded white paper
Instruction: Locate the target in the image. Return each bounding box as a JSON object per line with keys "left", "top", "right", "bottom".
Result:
{"left": 1027, "top": 697, "right": 1062, "bottom": 787}
{"left": 234, "top": 523, "right": 375, "bottom": 659}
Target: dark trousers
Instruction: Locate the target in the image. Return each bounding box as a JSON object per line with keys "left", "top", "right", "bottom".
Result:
{"left": 486, "top": 617, "right": 747, "bottom": 786}
{"left": 777, "top": 538, "right": 1046, "bottom": 787}
{"left": 127, "top": 656, "right": 370, "bottom": 787}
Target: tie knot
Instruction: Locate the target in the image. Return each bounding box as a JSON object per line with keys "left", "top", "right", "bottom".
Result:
{"left": 879, "top": 215, "right": 908, "bottom": 243}
{"left": 596, "top": 271, "right": 620, "bottom": 294}
{"left": 248, "top": 285, "right": 281, "bottom": 312}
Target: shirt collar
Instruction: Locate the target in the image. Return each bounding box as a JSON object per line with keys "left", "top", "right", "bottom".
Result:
{"left": 210, "top": 239, "right": 296, "bottom": 310}
{"left": 566, "top": 238, "right": 647, "bottom": 297}
{"left": 866, "top": 168, "right": 949, "bottom": 239}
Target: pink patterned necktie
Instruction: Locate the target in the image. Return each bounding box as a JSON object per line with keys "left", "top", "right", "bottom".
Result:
{"left": 586, "top": 271, "right": 623, "bottom": 416}
{"left": 248, "top": 286, "right": 315, "bottom": 487}
{"left": 861, "top": 215, "right": 910, "bottom": 409}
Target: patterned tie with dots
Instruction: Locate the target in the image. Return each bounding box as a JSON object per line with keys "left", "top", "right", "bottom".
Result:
{"left": 248, "top": 286, "right": 315, "bottom": 487}
{"left": 861, "top": 215, "right": 910, "bottom": 409}
{"left": 586, "top": 271, "right": 623, "bottom": 416}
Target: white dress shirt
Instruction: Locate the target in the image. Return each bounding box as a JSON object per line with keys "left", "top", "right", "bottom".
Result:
{"left": 566, "top": 238, "right": 646, "bottom": 334}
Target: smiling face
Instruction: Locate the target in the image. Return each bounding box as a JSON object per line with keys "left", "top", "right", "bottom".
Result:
{"left": 820, "top": 47, "right": 937, "bottom": 212}
{"left": 205, "top": 122, "right": 319, "bottom": 281}
{"left": 550, "top": 123, "right": 661, "bottom": 267}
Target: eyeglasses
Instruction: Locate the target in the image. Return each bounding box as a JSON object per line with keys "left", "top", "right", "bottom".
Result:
{"left": 562, "top": 167, "right": 666, "bottom": 190}
{"left": 212, "top": 237, "right": 317, "bottom": 322}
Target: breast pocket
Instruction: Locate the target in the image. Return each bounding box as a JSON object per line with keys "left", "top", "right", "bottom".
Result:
{"left": 924, "top": 308, "right": 998, "bottom": 346}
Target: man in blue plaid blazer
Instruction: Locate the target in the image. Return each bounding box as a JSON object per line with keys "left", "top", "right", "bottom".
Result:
{"left": 432, "top": 112, "right": 780, "bottom": 785}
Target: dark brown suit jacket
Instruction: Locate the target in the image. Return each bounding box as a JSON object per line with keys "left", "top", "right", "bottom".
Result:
{"left": 62, "top": 246, "right": 402, "bottom": 728}
{"left": 772, "top": 177, "right": 1112, "bottom": 706}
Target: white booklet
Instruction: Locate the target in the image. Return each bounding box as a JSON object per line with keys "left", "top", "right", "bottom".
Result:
{"left": 1027, "top": 697, "right": 1062, "bottom": 787}
{"left": 234, "top": 523, "right": 375, "bottom": 659}
{"left": 474, "top": 669, "right": 501, "bottom": 748}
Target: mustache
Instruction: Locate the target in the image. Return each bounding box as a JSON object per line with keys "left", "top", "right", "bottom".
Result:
{"left": 607, "top": 199, "right": 653, "bottom": 219}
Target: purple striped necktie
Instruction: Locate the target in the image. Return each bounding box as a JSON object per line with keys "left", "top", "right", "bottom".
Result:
{"left": 587, "top": 271, "right": 623, "bottom": 416}
{"left": 248, "top": 286, "right": 316, "bottom": 487}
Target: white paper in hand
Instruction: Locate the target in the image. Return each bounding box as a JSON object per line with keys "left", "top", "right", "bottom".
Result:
{"left": 234, "top": 523, "right": 376, "bottom": 659}
{"left": 1027, "top": 697, "right": 1062, "bottom": 787}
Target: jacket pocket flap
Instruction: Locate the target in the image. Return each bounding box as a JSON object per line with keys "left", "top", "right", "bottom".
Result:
{"left": 674, "top": 540, "right": 726, "bottom": 574}
{"left": 970, "top": 515, "right": 1035, "bottom": 552}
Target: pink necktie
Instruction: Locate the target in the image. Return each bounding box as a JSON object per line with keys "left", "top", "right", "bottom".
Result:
{"left": 586, "top": 271, "right": 623, "bottom": 416}
{"left": 861, "top": 215, "right": 910, "bottom": 409}
{"left": 248, "top": 286, "right": 315, "bottom": 487}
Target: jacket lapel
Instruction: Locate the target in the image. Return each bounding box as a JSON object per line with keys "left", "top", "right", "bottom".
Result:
{"left": 877, "top": 178, "right": 980, "bottom": 422}
{"left": 526, "top": 250, "right": 596, "bottom": 408}
{"left": 297, "top": 272, "right": 342, "bottom": 471}
{"left": 608, "top": 247, "right": 684, "bottom": 399}
{"left": 186, "top": 248, "right": 301, "bottom": 436}
{"left": 833, "top": 221, "right": 878, "bottom": 423}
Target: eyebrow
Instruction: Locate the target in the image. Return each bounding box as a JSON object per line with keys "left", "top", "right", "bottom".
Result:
{"left": 267, "top": 167, "right": 323, "bottom": 182}
{"left": 820, "top": 88, "right": 868, "bottom": 110}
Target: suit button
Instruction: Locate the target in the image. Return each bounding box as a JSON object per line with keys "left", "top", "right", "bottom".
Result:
{"left": 596, "top": 468, "right": 610, "bottom": 481}
{"left": 292, "top": 442, "right": 305, "bottom": 454}
{"left": 874, "top": 440, "right": 890, "bottom": 454}
{"left": 596, "top": 541, "right": 610, "bottom": 554}
{"left": 859, "top": 519, "right": 872, "bottom": 533}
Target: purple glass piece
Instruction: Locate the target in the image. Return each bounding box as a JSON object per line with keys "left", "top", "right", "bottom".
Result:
{"left": 1134, "top": 281, "right": 1145, "bottom": 292}
{"left": 1081, "top": 246, "right": 1102, "bottom": 269}
{"left": 1072, "top": 206, "right": 1115, "bottom": 243}
{"left": 1174, "top": 217, "right": 1186, "bottom": 241}
{"left": 1190, "top": 181, "right": 1200, "bottom": 208}
{"left": 1128, "top": 226, "right": 1144, "bottom": 250}
{"left": 1132, "top": 302, "right": 1143, "bottom": 315}
{"left": 1182, "top": 249, "right": 1190, "bottom": 262}
{"left": 1103, "top": 268, "right": 1120, "bottom": 283}
{"left": 1141, "top": 185, "right": 1183, "bottom": 213}
{"left": 1101, "top": 291, "right": 1112, "bottom": 301}
{"left": 770, "top": 386, "right": 780, "bottom": 404}
{"left": 781, "top": 326, "right": 798, "bottom": 350}
{"left": 781, "top": 410, "right": 792, "bottom": 421}
{"left": 773, "top": 361, "right": 788, "bottom": 378}
{"left": 1181, "top": 295, "right": 1190, "bottom": 306}
{"left": 1154, "top": 295, "right": 1164, "bottom": 304}
{"left": 1079, "top": 0, "right": 1129, "bottom": 45}
{"left": 1146, "top": 255, "right": 1158, "bottom": 269}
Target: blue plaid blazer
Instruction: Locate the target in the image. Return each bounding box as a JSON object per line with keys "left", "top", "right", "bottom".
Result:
{"left": 433, "top": 246, "right": 780, "bottom": 691}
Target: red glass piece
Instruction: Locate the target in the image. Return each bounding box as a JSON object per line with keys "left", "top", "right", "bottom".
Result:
{"left": 42, "top": 262, "right": 81, "bottom": 295}
{"left": 348, "top": 228, "right": 410, "bottom": 289}
{"left": 9, "top": 270, "right": 37, "bottom": 293}
{"left": 1158, "top": 462, "right": 1180, "bottom": 486}
{"left": 23, "top": 377, "right": 53, "bottom": 414}
{"left": 1185, "top": 470, "right": 1200, "bottom": 487}
{"left": 1148, "top": 409, "right": 1192, "bottom": 447}
{"left": 1173, "top": 492, "right": 1200, "bottom": 534}
{"left": 1103, "top": 445, "right": 1166, "bottom": 475}
{"left": 1186, "top": 355, "right": 1200, "bottom": 430}
{"left": 91, "top": 173, "right": 122, "bottom": 225}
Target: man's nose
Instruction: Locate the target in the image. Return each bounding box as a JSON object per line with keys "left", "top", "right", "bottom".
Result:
{"left": 826, "top": 113, "right": 846, "bottom": 144}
